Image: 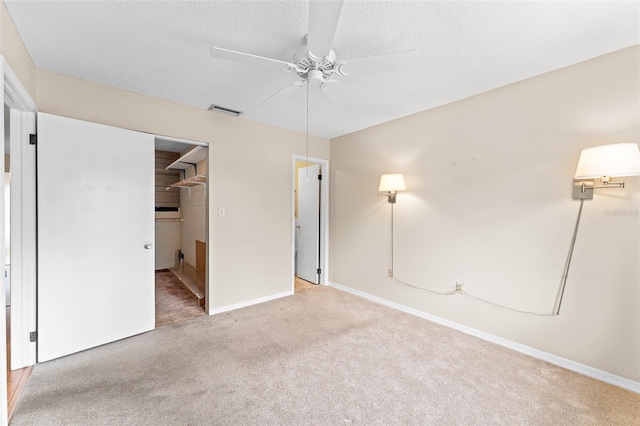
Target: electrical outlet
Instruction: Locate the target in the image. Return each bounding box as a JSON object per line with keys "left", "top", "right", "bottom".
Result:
{"left": 388, "top": 268, "right": 393, "bottom": 278}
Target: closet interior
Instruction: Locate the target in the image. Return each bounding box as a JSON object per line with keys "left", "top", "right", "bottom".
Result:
{"left": 154, "top": 138, "right": 207, "bottom": 323}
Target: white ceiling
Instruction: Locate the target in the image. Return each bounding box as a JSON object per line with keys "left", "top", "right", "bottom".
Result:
{"left": 5, "top": 1, "right": 639, "bottom": 140}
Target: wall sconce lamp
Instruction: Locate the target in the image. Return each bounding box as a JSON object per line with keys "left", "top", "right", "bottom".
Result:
{"left": 378, "top": 174, "right": 405, "bottom": 278}
{"left": 556, "top": 142, "right": 640, "bottom": 315}
{"left": 378, "top": 174, "right": 406, "bottom": 203}
{"left": 573, "top": 143, "right": 640, "bottom": 199}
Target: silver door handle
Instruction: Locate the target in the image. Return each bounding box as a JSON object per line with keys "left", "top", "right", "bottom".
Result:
{"left": 144, "top": 242, "right": 153, "bottom": 249}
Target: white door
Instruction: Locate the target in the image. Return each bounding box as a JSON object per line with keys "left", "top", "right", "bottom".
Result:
{"left": 297, "top": 164, "right": 321, "bottom": 284}
{"left": 37, "top": 113, "right": 155, "bottom": 362}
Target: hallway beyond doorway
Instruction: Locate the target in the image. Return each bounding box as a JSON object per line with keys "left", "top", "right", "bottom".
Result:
{"left": 294, "top": 276, "right": 315, "bottom": 292}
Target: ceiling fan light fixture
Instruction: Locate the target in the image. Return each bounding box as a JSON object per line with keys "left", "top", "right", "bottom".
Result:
{"left": 207, "top": 104, "right": 243, "bottom": 117}
{"left": 207, "top": 0, "right": 414, "bottom": 112}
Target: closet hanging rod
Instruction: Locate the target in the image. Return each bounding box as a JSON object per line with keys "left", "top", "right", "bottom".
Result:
{"left": 172, "top": 183, "right": 206, "bottom": 189}
{"left": 166, "top": 174, "right": 207, "bottom": 190}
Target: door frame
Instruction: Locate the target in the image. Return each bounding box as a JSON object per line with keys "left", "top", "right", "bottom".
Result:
{"left": 9, "top": 108, "right": 37, "bottom": 369}
{"left": 291, "top": 155, "right": 329, "bottom": 290}
{"left": 0, "top": 56, "right": 38, "bottom": 426}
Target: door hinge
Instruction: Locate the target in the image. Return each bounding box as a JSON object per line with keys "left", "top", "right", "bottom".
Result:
{"left": 318, "top": 174, "right": 322, "bottom": 180}
{"left": 316, "top": 268, "right": 321, "bottom": 275}
{"left": 29, "top": 331, "right": 37, "bottom": 342}
{"left": 29, "top": 133, "right": 37, "bottom": 145}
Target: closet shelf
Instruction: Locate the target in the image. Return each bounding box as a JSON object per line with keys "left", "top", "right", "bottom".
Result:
{"left": 166, "top": 175, "right": 207, "bottom": 190}
{"left": 165, "top": 146, "right": 207, "bottom": 170}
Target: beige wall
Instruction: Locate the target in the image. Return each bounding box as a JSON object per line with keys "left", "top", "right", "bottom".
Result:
{"left": 36, "top": 69, "right": 330, "bottom": 311}
{"left": 330, "top": 46, "right": 640, "bottom": 382}
{"left": 0, "top": 1, "right": 35, "bottom": 99}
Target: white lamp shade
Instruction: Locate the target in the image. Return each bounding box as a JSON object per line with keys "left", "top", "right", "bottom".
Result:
{"left": 379, "top": 174, "right": 406, "bottom": 192}
{"left": 574, "top": 143, "right": 640, "bottom": 179}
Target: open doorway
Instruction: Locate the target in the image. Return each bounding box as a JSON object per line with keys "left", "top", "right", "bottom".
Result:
{"left": 4, "top": 103, "right": 32, "bottom": 420}
{"left": 5, "top": 105, "right": 36, "bottom": 422}
{"left": 292, "top": 156, "right": 329, "bottom": 293}
{"left": 154, "top": 137, "right": 208, "bottom": 327}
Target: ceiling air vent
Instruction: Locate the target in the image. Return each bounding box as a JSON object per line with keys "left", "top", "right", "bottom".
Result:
{"left": 207, "top": 104, "right": 242, "bottom": 117}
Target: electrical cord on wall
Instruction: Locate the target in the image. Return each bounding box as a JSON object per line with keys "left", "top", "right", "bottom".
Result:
{"left": 393, "top": 277, "right": 457, "bottom": 295}
{"left": 393, "top": 275, "right": 557, "bottom": 316}
{"left": 389, "top": 199, "right": 586, "bottom": 317}
{"left": 459, "top": 288, "right": 557, "bottom": 317}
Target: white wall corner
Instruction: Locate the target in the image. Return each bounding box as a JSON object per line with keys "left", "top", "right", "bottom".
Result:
{"left": 209, "top": 290, "right": 293, "bottom": 315}
{"left": 329, "top": 281, "right": 640, "bottom": 395}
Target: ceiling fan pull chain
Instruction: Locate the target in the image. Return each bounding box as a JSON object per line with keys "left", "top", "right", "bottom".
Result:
{"left": 306, "top": 81, "right": 310, "bottom": 179}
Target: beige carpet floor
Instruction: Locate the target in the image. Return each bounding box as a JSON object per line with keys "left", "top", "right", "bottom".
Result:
{"left": 11, "top": 286, "right": 640, "bottom": 425}
{"left": 155, "top": 270, "right": 206, "bottom": 328}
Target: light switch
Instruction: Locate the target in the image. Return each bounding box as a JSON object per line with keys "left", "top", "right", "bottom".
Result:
{"left": 218, "top": 207, "right": 225, "bottom": 218}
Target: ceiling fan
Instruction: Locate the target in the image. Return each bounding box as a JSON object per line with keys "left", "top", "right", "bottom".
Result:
{"left": 209, "top": 0, "right": 417, "bottom": 107}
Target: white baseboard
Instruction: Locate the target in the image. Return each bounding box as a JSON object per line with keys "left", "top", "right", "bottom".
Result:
{"left": 329, "top": 281, "right": 640, "bottom": 394}
{"left": 209, "top": 289, "right": 293, "bottom": 315}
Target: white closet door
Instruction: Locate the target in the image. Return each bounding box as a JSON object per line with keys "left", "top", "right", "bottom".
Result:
{"left": 37, "top": 112, "right": 155, "bottom": 362}
{"left": 297, "top": 164, "right": 320, "bottom": 284}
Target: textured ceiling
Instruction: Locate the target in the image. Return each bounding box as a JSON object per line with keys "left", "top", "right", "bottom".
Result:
{"left": 5, "top": 1, "right": 639, "bottom": 139}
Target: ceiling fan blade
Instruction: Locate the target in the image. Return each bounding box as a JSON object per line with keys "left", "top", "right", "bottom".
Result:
{"left": 307, "top": 0, "right": 344, "bottom": 58}
{"left": 210, "top": 47, "right": 297, "bottom": 72}
{"left": 259, "top": 81, "right": 305, "bottom": 107}
{"left": 321, "top": 80, "right": 354, "bottom": 108}
{"left": 340, "top": 49, "right": 418, "bottom": 76}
